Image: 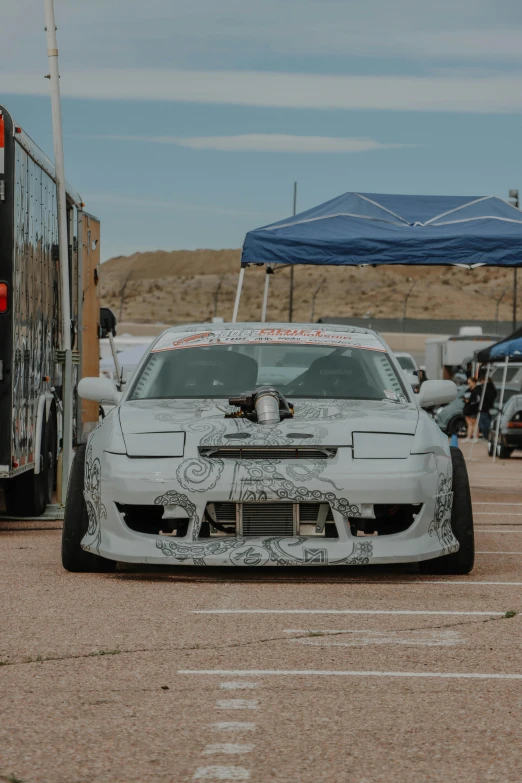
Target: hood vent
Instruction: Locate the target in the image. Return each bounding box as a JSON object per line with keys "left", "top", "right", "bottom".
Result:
{"left": 199, "top": 446, "right": 337, "bottom": 460}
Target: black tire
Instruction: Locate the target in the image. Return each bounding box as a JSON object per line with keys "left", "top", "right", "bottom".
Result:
{"left": 497, "top": 443, "right": 513, "bottom": 459}
{"left": 5, "top": 420, "right": 48, "bottom": 517}
{"left": 448, "top": 416, "right": 467, "bottom": 438}
{"left": 488, "top": 437, "right": 513, "bottom": 459}
{"left": 419, "top": 447, "right": 474, "bottom": 575}
{"left": 61, "top": 443, "right": 116, "bottom": 573}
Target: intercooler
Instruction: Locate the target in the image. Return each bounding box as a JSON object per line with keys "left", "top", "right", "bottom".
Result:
{"left": 207, "top": 501, "right": 335, "bottom": 537}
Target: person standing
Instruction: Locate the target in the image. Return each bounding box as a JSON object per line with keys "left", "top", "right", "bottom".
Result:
{"left": 463, "top": 376, "right": 481, "bottom": 441}
{"left": 478, "top": 371, "right": 497, "bottom": 440}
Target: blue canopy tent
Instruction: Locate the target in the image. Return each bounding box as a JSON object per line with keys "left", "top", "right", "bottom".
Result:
{"left": 476, "top": 326, "right": 522, "bottom": 363}
{"left": 233, "top": 192, "right": 522, "bottom": 322}
{"left": 489, "top": 336, "right": 522, "bottom": 361}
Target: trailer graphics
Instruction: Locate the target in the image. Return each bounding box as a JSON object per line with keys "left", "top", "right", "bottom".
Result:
{"left": 0, "top": 105, "right": 100, "bottom": 516}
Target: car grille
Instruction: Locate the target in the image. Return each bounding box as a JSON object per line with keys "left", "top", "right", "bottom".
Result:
{"left": 298, "top": 502, "right": 334, "bottom": 522}
{"left": 242, "top": 502, "right": 295, "bottom": 536}
{"left": 207, "top": 501, "right": 335, "bottom": 537}
{"left": 199, "top": 447, "right": 337, "bottom": 460}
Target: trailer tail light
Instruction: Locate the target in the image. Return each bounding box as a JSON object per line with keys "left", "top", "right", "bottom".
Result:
{"left": 0, "top": 283, "right": 7, "bottom": 313}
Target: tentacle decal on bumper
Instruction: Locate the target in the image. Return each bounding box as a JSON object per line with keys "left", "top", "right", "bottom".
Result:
{"left": 155, "top": 536, "right": 373, "bottom": 566}
{"left": 82, "top": 444, "right": 107, "bottom": 555}
{"left": 153, "top": 489, "right": 201, "bottom": 541}
{"left": 430, "top": 464, "right": 457, "bottom": 556}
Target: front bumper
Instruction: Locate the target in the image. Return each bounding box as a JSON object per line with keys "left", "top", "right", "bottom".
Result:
{"left": 82, "top": 450, "right": 457, "bottom": 566}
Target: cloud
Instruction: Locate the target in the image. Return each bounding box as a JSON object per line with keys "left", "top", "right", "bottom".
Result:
{"left": 3, "top": 1, "right": 522, "bottom": 71}
{"left": 79, "top": 133, "right": 410, "bottom": 153}
{"left": 4, "top": 68, "right": 522, "bottom": 113}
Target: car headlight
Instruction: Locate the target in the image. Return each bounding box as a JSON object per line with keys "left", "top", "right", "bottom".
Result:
{"left": 353, "top": 432, "right": 414, "bottom": 459}
{"left": 123, "top": 432, "right": 185, "bottom": 457}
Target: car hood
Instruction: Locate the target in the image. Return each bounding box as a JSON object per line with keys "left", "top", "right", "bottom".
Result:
{"left": 119, "top": 398, "right": 419, "bottom": 448}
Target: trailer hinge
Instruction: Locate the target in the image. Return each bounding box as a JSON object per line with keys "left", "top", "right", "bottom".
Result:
{"left": 0, "top": 179, "right": 5, "bottom": 201}
{"left": 56, "top": 350, "right": 80, "bottom": 365}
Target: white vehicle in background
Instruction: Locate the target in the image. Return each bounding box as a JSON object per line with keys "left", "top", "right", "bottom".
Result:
{"left": 100, "top": 343, "right": 151, "bottom": 384}
{"left": 394, "top": 352, "right": 420, "bottom": 392}
{"left": 99, "top": 335, "right": 154, "bottom": 364}
{"left": 62, "top": 323, "right": 473, "bottom": 576}
{"left": 394, "top": 352, "right": 419, "bottom": 377}
{"left": 425, "top": 327, "right": 498, "bottom": 381}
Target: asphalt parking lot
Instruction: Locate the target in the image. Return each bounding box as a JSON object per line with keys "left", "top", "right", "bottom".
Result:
{"left": 1, "top": 443, "right": 521, "bottom": 783}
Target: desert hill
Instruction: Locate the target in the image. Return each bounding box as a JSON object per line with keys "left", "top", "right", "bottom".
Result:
{"left": 100, "top": 248, "right": 517, "bottom": 325}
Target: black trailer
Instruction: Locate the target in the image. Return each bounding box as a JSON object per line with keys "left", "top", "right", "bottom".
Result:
{"left": 0, "top": 105, "right": 101, "bottom": 516}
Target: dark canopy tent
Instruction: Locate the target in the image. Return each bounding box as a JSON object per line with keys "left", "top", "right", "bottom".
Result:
{"left": 476, "top": 327, "right": 522, "bottom": 363}
{"left": 233, "top": 192, "right": 522, "bottom": 322}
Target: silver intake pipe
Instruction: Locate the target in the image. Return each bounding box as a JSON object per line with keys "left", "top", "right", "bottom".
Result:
{"left": 255, "top": 388, "right": 281, "bottom": 425}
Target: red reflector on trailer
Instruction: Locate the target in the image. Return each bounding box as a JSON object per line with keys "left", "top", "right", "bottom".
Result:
{"left": 0, "top": 283, "right": 7, "bottom": 313}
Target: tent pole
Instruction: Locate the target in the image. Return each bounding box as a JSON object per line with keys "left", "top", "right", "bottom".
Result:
{"left": 232, "top": 267, "right": 245, "bottom": 323}
{"left": 492, "top": 356, "right": 509, "bottom": 463}
{"left": 469, "top": 363, "right": 490, "bottom": 459}
{"left": 261, "top": 267, "right": 271, "bottom": 322}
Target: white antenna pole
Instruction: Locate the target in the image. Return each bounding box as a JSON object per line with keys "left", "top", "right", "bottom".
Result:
{"left": 44, "top": 0, "right": 73, "bottom": 503}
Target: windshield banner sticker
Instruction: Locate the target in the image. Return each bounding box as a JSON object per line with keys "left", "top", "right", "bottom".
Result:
{"left": 152, "top": 328, "right": 386, "bottom": 354}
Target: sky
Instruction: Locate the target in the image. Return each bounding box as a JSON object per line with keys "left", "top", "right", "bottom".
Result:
{"left": 1, "top": 0, "right": 522, "bottom": 260}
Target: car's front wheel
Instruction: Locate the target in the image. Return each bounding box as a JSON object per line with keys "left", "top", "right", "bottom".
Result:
{"left": 448, "top": 415, "right": 467, "bottom": 438}
{"left": 61, "top": 444, "right": 117, "bottom": 573}
{"left": 419, "top": 447, "right": 474, "bottom": 575}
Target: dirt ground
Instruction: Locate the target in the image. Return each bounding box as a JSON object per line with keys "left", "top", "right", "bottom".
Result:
{"left": 100, "top": 248, "right": 518, "bottom": 326}
{"left": 1, "top": 443, "right": 522, "bottom": 783}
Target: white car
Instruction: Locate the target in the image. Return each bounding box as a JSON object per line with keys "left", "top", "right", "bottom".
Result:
{"left": 62, "top": 323, "right": 473, "bottom": 574}
{"left": 394, "top": 352, "right": 419, "bottom": 376}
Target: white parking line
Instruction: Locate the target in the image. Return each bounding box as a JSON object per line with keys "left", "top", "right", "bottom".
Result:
{"left": 220, "top": 682, "right": 259, "bottom": 690}
{"left": 181, "top": 669, "right": 522, "bottom": 681}
{"left": 211, "top": 723, "right": 256, "bottom": 732}
{"left": 193, "top": 609, "right": 503, "bottom": 616}
{"left": 202, "top": 745, "right": 255, "bottom": 756}
{"left": 216, "top": 700, "right": 259, "bottom": 710}
{"left": 476, "top": 529, "right": 522, "bottom": 534}
{"left": 474, "top": 502, "right": 522, "bottom": 506}
{"left": 193, "top": 766, "right": 250, "bottom": 780}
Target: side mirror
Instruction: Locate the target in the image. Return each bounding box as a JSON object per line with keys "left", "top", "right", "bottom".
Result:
{"left": 78, "top": 376, "right": 122, "bottom": 405}
{"left": 416, "top": 380, "right": 457, "bottom": 409}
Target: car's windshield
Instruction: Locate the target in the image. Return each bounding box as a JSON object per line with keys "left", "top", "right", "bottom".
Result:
{"left": 129, "top": 343, "right": 408, "bottom": 401}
